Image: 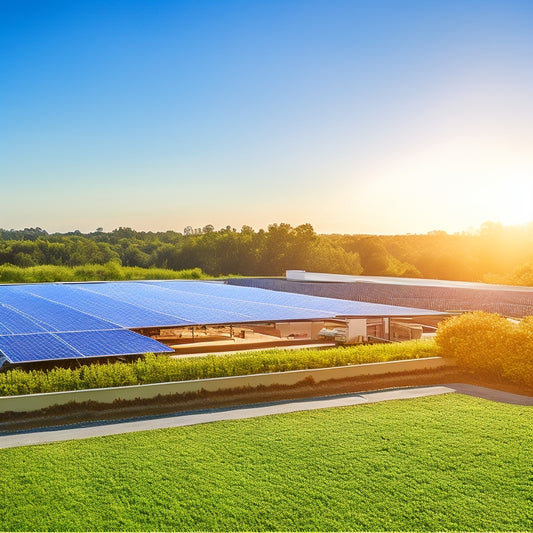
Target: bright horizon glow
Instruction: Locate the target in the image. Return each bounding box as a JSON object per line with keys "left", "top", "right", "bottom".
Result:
{"left": 1, "top": 0, "right": 532, "bottom": 235}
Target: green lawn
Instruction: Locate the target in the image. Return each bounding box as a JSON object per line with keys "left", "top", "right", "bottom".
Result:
{"left": 1, "top": 394, "right": 531, "bottom": 531}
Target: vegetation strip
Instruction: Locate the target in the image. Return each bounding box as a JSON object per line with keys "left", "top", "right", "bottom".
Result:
{"left": 0, "top": 263, "right": 205, "bottom": 283}
{"left": 0, "top": 394, "right": 530, "bottom": 531}
{"left": 0, "top": 358, "right": 449, "bottom": 414}
{"left": 0, "top": 340, "right": 438, "bottom": 396}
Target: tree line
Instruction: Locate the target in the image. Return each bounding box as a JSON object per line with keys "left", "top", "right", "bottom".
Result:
{"left": 1, "top": 221, "right": 532, "bottom": 285}
{"left": 0, "top": 224, "right": 361, "bottom": 277}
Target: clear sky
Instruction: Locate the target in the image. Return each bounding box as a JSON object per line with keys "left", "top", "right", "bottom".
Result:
{"left": 1, "top": 0, "right": 532, "bottom": 235}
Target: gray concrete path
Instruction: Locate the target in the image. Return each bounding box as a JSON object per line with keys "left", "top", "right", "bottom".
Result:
{"left": 0, "top": 384, "right": 530, "bottom": 449}
{"left": 446, "top": 382, "right": 533, "bottom": 405}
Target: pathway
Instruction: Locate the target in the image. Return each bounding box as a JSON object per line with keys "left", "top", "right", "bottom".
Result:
{"left": 0, "top": 384, "right": 530, "bottom": 449}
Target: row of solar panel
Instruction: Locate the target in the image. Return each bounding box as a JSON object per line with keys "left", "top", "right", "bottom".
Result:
{"left": 78, "top": 282, "right": 335, "bottom": 323}
{"left": 0, "top": 287, "right": 122, "bottom": 333}
{"left": 2, "top": 281, "right": 441, "bottom": 335}
{"left": 0, "top": 329, "right": 172, "bottom": 364}
{"left": 147, "top": 280, "right": 439, "bottom": 316}
{"left": 1, "top": 283, "right": 333, "bottom": 333}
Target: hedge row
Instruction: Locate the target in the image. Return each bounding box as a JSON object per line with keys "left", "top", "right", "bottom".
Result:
{"left": 435, "top": 311, "right": 533, "bottom": 387}
{"left": 0, "top": 263, "right": 206, "bottom": 283}
{"left": 0, "top": 340, "right": 438, "bottom": 396}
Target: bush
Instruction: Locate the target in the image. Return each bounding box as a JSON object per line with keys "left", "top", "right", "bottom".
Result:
{"left": 0, "top": 340, "right": 438, "bottom": 396}
{"left": 435, "top": 311, "right": 533, "bottom": 387}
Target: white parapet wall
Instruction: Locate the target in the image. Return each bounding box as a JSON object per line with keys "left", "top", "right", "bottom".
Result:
{"left": 0, "top": 357, "right": 452, "bottom": 414}
{"left": 285, "top": 270, "right": 366, "bottom": 283}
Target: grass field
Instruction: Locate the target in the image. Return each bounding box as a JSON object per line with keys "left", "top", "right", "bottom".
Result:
{"left": 1, "top": 394, "right": 531, "bottom": 532}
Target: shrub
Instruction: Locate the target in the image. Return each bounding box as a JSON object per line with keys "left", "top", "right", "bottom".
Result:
{"left": 435, "top": 311, "right": 533, "bottom": 387}
{"left": 0, "top": 340, "right": 438, "bottom": 396}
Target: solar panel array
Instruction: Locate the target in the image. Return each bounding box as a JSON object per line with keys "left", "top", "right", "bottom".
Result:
{"left": 0, "top": 280, "right": 443, "bottom": 364}
{"left": 228, "top": 277, "right": 533, "bottom": 317}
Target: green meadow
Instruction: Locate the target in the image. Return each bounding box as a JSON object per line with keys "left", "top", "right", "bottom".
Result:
{"left": 1, "top": 394, "right": 531, "bottom": 531}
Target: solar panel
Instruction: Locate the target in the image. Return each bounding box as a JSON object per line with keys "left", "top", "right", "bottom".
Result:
{"left": 141, "top": 280, "right": 443, "bottom": 318}
{"left": 79, "top": 282, "right": 254, "bottom": 324}
{"left": 0, "top": 305, "right": 50, "bottom": 335}
{"left": 0, "top": 330, "right": 172, "bottom": 364}
{"left": 56, "top": 330, "right": 173, "bottom": 357}
{"left": 21, "top": 283, "right": 193, "bottom": 329}
{"left": 1, "top": 286, "right": 119, "bottom": 332}
{"left": 0, "top": 333, "right": 83, "bottom": 363}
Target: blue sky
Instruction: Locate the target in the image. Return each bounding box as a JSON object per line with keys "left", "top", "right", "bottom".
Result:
{"left": 1, "top": 0, "right": 532, "bottom": 234}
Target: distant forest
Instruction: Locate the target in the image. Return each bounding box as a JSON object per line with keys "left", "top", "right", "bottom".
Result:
{"left": 1, "top": 222, "right": 532, "bottom": 286}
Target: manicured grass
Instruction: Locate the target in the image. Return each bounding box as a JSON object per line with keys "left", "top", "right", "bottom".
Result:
{"left": 1, "top": 394, "right": 531, "bottom": 531}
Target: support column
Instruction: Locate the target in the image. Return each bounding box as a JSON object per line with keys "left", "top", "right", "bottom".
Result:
{"left": 384, "top": 317, "right": 390, "bottom": 340}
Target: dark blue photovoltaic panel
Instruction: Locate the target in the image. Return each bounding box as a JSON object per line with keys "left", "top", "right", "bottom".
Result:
{"left": 57, "top": 330, "right": 172, "bottom": 357}
{"left": 1, "top": 286, "right": 118, "bottom": 332}
{"left": 0, "top": 330, "right": 171, "bottom": 364}
{"left": 78, "top": 281, "right": 325, "bottom": 324}
{"left": 65, "top": 280, "right": 445, "bottom": 324}
{"left": 136, "top": 281, "right": 441, "bottom": 319}
{"left": 0, "top": 334, "right": 82, "bottom": 363}
{"left": 235, "top": 285, "right": 413, "bottom": 315}
{"left": 149, "top": 280, "right": 350, "bottom": 317}
{"left": 0, "top": 305, "right": 50, "bottom": 335}
{"left": 80, "top": 282, "right": 255, "bottom": 324}
{"left": 21, "top": 283, "right": 192, "bottom": 328}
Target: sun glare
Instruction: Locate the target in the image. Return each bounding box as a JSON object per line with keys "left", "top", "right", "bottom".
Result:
{"left": 492, "top": 176, "right": 533, "bottom": 226}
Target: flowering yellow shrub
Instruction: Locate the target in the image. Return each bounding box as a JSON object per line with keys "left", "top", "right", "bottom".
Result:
{"left": 435, "top": 311, "right": 533, "bottom": 387}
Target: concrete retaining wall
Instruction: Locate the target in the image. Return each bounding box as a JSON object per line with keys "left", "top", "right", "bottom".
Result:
{"left": 0, "top": 357, "right": 451, "bottom": 414}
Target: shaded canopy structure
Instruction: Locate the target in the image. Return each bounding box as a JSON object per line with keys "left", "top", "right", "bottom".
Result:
{"left": 0, "top": 280, "right": 444, "bottom": 365}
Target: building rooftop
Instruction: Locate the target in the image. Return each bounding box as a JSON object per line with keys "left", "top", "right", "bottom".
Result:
{"left": 286, "top": 270, "right": 533, "bottom": 292}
